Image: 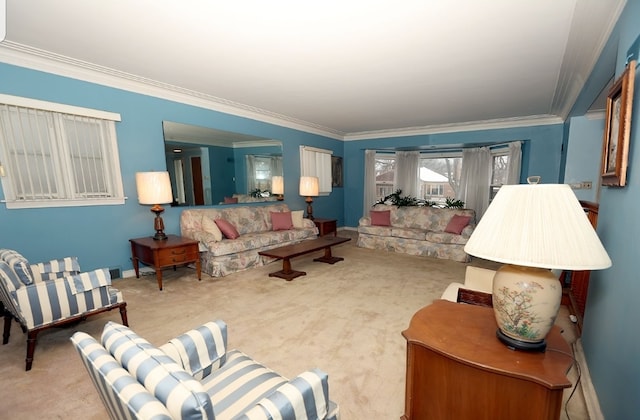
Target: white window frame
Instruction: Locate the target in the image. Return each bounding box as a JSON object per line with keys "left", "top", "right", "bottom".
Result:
{"left": 300, "top": 145, "right": 332, "bottom": 195}
{"left": 0, "top": 94, "right": 124, "bottom": 209}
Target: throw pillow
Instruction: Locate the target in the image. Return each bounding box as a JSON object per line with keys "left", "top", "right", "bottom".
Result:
{"left": 223, "top": 197, "right": 238, "bottom": 204}
{"left": 214, "top": 219, "right": 240, "bottom": 239}
{"left": 370, "top": 210, "right": 391, "bottom": 226}
{"left": 201, "top": 217, "right": 223, "bottom": 242}
{"left": 291, "top": 210, "right": 304, "bottom": 228}
{"left": 271, "top": 211, "right": 293, "bottom": 231}
{"left": 445, "top": 214, "right": 472, "bottom": 235}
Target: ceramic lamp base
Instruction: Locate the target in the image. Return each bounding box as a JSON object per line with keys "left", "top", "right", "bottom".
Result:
{"left": 496, "top": 329, "right": 546, "bottom": 352}
{"left": 492, "top": 265, "right": 562, "bottom": 350}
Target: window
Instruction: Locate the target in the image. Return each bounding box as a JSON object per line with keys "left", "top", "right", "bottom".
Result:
{"left": 374, "top": 154, "right": 395, "bottom": 201}
{"left": 490, "top": 151, "right": 509, "bottom": 201}
{"left": 419, "top": 154, "right": 462, "bottom": 204}
{"left": 246, "top": 155, "right": 281, "bottom": 192}
{"left": 300, "top": 146, "right": 332, "bottom": 194}
{"left": 0, "top": 94, "right": 124, "bottom": 209}
{"left": 374, "top": 153, "right": 463, "bottom": 204}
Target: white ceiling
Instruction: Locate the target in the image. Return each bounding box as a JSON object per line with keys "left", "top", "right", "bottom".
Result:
{"left": 0, "top": 0, "right": 626, "bottom": 140}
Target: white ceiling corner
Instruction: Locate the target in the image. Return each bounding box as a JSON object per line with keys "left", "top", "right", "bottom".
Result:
{"left": 0, "top": 0, "right": 627, "bottom": 140}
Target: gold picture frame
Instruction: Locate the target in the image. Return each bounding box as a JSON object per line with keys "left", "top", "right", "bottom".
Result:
{"left": 601, "top": 60, "right": 636, "bottom": 187}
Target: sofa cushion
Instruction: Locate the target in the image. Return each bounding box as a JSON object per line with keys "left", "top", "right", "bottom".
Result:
{"left": 444, "top": 214, "right": 472, "bottom": 234}
{"left": 202, "top": 217, "right": 223, "bottom": 242}
{"left": 204, "top": 230, "right": 316, "bottom": 257}
{"left": 370, "top": 210, "right": 391, "bottom": 226}
{"left": 215, "top": 219, "right": 240, "bottom": 239}
{"left": 291, "top": 210, "right": 305, "bottom": 228}
{"left": 391, "top": 227, "right": 427, "bottom": 240}
{"left": 426, "top": 231, "right": 470, "bottom": 245}
{"left": 101, "top": 322, "right": 214, "bottom": 419}
{"left": 271, "top": 211, "right": 293, "bottom": 231}
{"left": 224, "top": 197, "right": 238, "bottom": 204}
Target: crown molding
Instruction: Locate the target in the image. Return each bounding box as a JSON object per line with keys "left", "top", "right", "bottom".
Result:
{"left": 0, "top": 41, "right": 568, "bottom": 143}
{"left": 0, "top": 41, "right": 345, "bottom": 140}
{"left": 343, "top": 115, "right": 564, "bottom": 141}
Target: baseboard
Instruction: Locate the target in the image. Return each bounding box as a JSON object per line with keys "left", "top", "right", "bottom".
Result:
{"left": 574, "top": 339, "right": 604, "bottom": 420}
{"left": 121, "top": 266, "right": 155, "bottom": 279}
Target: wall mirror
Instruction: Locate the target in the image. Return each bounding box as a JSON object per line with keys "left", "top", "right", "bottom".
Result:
{"left": 163, "top": 121, "right": 283, "bottom": 206}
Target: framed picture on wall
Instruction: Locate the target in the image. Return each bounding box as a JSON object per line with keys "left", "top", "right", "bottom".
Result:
{"left": 601, "top": 59, "right": 636, "bottom": 187}
{"left": 332, "top": 156, "right": 343, "bottom": 187}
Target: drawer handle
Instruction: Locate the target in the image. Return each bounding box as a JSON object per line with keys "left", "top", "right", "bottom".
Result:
{"left": 172, "top": 256, "right": 186, "bottom": 263}
{"left": 171, "top": 249, "right": 186, "bottom": 255}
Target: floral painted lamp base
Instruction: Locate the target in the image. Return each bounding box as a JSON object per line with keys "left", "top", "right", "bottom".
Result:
{"left": 492, "top": 264, "right": 562, "bottom": 352}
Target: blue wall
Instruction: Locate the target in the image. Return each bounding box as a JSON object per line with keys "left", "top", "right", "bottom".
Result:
{"left": 577, "top": 0, "right": 640, "bottom": 418}
{"left": 0, "top": 63, "right": 343, "bottom": 273}
{"left": 564, "top": 115, "right": 605, "bottom": 202}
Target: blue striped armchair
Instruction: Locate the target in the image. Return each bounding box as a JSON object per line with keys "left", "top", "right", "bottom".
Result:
{"left": 71, "top": 320, "right": 340, "bottom": 420}
{"left": 0, "top": 249, "right": 128, "bottom": 371}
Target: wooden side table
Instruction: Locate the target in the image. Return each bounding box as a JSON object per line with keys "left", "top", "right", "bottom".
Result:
{"left": 401, "top": 300, "right": 573, "bottom": 420}
{"left": 313, "top": 218, "right": 337, "bottom": 236}
{"left": 129, "top": 235, "right": 201, "bottom": 290}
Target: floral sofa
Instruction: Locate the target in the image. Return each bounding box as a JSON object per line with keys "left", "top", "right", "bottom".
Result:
{"left": 181, "top": 203, "right": 318, "bottom": 277}
{"left": 357, "top": 204, "right": 476, "bottom": 262}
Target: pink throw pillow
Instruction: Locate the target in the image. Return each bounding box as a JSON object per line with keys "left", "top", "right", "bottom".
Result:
{"left": 271, "top": 211, "right": 293, "bottom": 231}
{"left": 214, "top": 218, "right": 240, "bottom": 239}
{"left": 223, "top": 197, "right": 238, "bottom": 204}
{"left": 370, "top": 210, "right": 391, "bottom": 226}
{"left": 445, "top": 215, "right": 471, "bottom": 234}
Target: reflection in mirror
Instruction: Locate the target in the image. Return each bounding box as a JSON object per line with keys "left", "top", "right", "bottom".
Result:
{"left": 163, "top": 121, "right": 283, "bottom": 206}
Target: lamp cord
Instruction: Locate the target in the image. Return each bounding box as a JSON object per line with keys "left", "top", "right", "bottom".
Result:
{"left": 546, "top": 342, "right": 583, "bottom": 420}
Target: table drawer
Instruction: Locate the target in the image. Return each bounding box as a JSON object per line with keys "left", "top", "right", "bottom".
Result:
{"left": 157, "top": 247, "right": 199, "bottom": 266}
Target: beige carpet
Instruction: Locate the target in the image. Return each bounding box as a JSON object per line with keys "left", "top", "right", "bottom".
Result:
{"left": 0, "top": 231, "right": 588, "bottom": 419}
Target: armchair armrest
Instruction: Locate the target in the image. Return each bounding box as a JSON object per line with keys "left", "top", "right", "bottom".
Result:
{"left": 30, "top": 256, "right": 81, "bottom": 281}
{"left": 358, "top": 216, "right": 371, "bottom": 226}
{"left": 159, "top": 320, "right": 228, "bottom": 380}
{"left": 242, "top": 368, "right": 330, "bottom": 420}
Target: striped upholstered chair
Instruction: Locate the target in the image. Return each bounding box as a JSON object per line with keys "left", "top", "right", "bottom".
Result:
{"left": 0, "top": 249, "right": 127, "bottom": 371}
{"left": 71, "top": 320, "right": 340, "bottom": 420}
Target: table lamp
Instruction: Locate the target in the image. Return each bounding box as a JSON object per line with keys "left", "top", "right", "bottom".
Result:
{"left": 464, "top": 182, "right": 611, "bottom": 351}
{"left": 299, "top": 176, "right": 319, "bottom": 220}
{"left": 271, "top": 176, "right": 284, "bottom": 201}
{"left": 136, "top": 171, "right": 173, "bottom": 240}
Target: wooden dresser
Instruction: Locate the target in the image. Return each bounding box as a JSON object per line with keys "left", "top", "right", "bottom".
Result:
{"left": 401, "top": 300, "right": 573, "bottom": 420}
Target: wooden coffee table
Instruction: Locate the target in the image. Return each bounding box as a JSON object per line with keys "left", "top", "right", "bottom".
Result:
{"left": 258, "top": 236, "right": 351, "bottom": 280}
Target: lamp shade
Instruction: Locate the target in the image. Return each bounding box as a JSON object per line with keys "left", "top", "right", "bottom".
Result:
{"left": 464, "top": 184, "right": 611, "bottom": 271}
{"left": 135, "top": 171, "right": 173, "bottom": 205}
{"left": 299, "top": 176, "right": 319, "bottom": 197}
{"left": 271, "top": 176, "right": 284, "bottom": 195}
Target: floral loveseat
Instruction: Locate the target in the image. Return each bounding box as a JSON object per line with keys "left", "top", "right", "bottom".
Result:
{"left": 357, "top": 204, "right": 476, "bottom": 262}
{"left": 181, "top": 204, "right": 318, "bottom": 277}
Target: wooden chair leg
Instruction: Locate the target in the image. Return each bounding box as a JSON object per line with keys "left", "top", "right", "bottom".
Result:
{"left": 119, "top": 302, "right": 129, "bottom": 327}
{"left": 26, "top": 330, "right": 38, "bottom": 371}
{"left": 2, "top": 312, "right": 11, "bottom": 345}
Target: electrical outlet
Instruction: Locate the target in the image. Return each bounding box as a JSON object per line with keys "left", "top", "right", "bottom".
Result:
{"left": 581, "top": 181, "right": 592, "bottom": 189}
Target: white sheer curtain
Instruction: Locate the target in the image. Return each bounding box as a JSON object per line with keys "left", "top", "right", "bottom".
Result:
{"left": 246, "top": 155, "right": 256, "bottom": 192}
{"left": 506, "top": 141, "right": 522, "bottom": 184}
{"left": 270, "top": 156, "right": 283, "bottom": 191}
{"left": 458, "top": 147, "right": 492, "bottom": 218}
{"left": 394, "top": 151, "right": 420, "bottom": 197}
{"left": 363, "top": 150, "right": 377, "bottom": 216}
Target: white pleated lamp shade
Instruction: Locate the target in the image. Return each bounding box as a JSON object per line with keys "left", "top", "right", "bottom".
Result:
{"left": 271, "top": 176, "right": 284, "bottom": 195}
{"left": 299, "top": 176, "right": 319, "bottom": 197}
{"left": 135, "top": 172, "right": 173, "bottom": 205}
{"left": 464, "top": 184, "right": 611, "bottom": 271}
